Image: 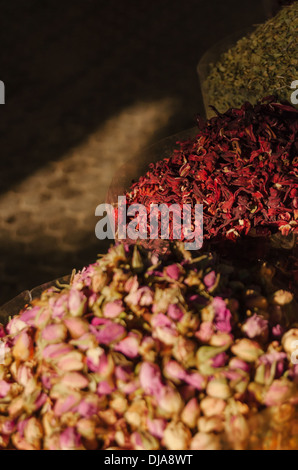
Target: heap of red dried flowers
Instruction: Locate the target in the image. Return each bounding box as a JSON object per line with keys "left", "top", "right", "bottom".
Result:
{"left": 122, "top": 98, "right": 298, "bottom": 242}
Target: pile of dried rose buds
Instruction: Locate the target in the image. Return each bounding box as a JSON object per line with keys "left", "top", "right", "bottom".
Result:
{"left": 0, "top": 243, "right": 297, "bottom": 450}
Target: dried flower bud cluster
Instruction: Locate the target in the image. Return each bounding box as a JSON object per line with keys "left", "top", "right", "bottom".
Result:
{"left": 0, "top": 243, "right": 297, "bottom": 450}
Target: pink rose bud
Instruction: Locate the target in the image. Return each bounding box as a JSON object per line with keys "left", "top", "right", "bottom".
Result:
{"left": 42, "top": 324, "right": 67, "bottom": 344}
{"left": 204, "top": 270, "right": 217, "bottom": 289}
{"left": 0, "top": 380, "right": 11, "bottom": 398}
{"left": 103, "top": 300, "right": 124, "bottom": 318}
{"left": 77, "top": 395, "right": 99, "bottom": 418}
{"left": 139, "top": 362, "right": 163, "bottom": 397}
{"left": 114, "top": 334, "right": 139, "bottom": 358}
{"left": 242, "top": 314, "right": 268, "bottom": 339}
{"left": 185, "top": 372, "right": 206, "bottom": 391}
{"left": 64, "top": 317, "right": 89, "bottom": 339}
{"left": 60, "top": 372, "right": 89, "bottom": 389}
{"left": 229, "top": 357, "right": 251, "bottom": 373}
{"left": 168, "top": 304, "right": 184, "bottom": 321}
{"left": 54, "top": 393, "right": 81, "bottom": 416}
{"left": 131, "top": 431, "right": 159, "bottom": 450}
{"left": 147, "top": 418, "right": 167, "bottom": 439}
{"left": 42, "top": 343, "right": 73, "bottom": 359}
{"left": 57, "top": 351, "right": 84, "bottom": 371}
{"left": 19, "top": 307, "right": 40, "bottom": 326}
{"left": 195, "top": 321, "right": 214, "bottom": 342}
{"left": 60, "top": 427, "right": 82, "bottom": 450}
{"left": 97, "top": 380, "right": 115, "bottom": 395}
{"left": 95, "top": 322, "right": 126, "bottom": 345}
{"left": 164, "top": 360, "right": 187, "bottom": 381}
{"left": 165, "top": 264, "right": 180, "bottom": 280}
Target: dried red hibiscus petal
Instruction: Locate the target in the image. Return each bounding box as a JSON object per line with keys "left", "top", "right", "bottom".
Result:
{"left": 121, "top": 98, "right": 298, "bottom": 242}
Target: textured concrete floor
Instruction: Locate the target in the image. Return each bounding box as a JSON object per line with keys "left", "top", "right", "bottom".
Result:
{"left": 0, "top": 0, "right": 266, "bottom": 305}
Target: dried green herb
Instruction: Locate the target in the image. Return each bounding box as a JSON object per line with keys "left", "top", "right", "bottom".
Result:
{"left": 205, "top": 3, "right": 298, "bottom": 113}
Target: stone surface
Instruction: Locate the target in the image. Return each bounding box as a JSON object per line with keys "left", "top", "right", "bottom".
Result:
{"left": 0, "top": 0, "right": 265, "bottom": 305}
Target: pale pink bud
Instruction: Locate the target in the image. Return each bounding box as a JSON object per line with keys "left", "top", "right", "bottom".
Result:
{"left": 231, "top": 339, "right": 263, "bottom": 362}
{"left": 12, "top": 330, "right": 33, "bottom": 361}
{"left": 229, "top": 357, "right": 251, "bottom": 373}
{"left": 103, "top": 300, "right": 124, "bottom": 318}
{"left": 54, "top": 392, "right": 81, "bottom": 416}
{"left": 185, "top": 372, "right": 206, "bottom": 391}
{"left": 114, "top": 334, "right": 139, "bottom": 358}
{"left": 125, "top": 399, "right": 147, "bottom": 428}
{"left": 131, "top": 431, "right": 159, "bottom": 450}
{"left": 68, "top": 290, "right": 86, "bottom": 317}
{"left": 43, "top": 343, "right": 72, "bottom": 360}
{"left": 97, "top": 380, "right": 115, "bottom": 395}
{"left": 198, "top": 416, "right": 224, "bottom": 433}
{"left": 24, "top": 417, "right": 43, "bottom": 449}
{"left": 200, "top": 397, "right": 226, "bottom": 417}
{"left": 70, "top": 333, "right": 98, "bottom": 351}
{"left": 57, "top": 351, "right": 84, "bottom": 371}
{"left": 157, "top": 386, "right": 183, "bottom": 416}
{"left": 60, "top": 372, "right": 89, "bottom": 389}
{"left": 195, "top": 321, "right": 214, "bottom": 342}
{"left": 206, "top": 377, "right": 231, "bottom": 399}
{"left": 282, "top": 329, "right": 298, "bottom": 355}
{"left": 190, "top": 432, "right": 220, "bottom": 450}
{"left": 264, "top": 379, "right": 291, "bottom": 406}
{"left": 225, "top": 415, "right": 249, "bottom": 447}
{"left": 64, "top": 317, "right": 89, "bottom": 339}
{"left": 86, "top": 348, "right": 114, "bottom": 376}
{"left": 164, "top": 360, "right": 187, "bottom": 382}
{"left": 42, "top": 323, "right": 67, "bottom": 343}
{"left": 181, "top": 398, "right": 200, "bottom": 428}
{"left": 15, "top": 363, "right": 33, "bottom": 387}
{"left": 163, "top": 421, "right": 191, "bottom": 450}
{"left": 6, "top": 317, "right": 27, "bottom": 335}
{"left": 76, "top": 418, "right": 96, "bottom": 440}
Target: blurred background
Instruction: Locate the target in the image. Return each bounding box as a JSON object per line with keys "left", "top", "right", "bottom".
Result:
{"left": 0, "top": 0, "right": 267, "bottom": 305}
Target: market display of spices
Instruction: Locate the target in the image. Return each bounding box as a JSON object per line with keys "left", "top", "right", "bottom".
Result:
{"left": 203, "top": 4, "right": 298, "bottom": 113}
{"left": 0, "top": 243, "right": 298, "bottom": 450}
{"left": 120, "top": 98, "right": 298, "bottom": 244}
